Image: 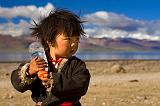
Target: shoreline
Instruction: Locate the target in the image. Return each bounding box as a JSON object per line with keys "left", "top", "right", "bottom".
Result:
{"left": 1, "top": 59, "right": 160, "bottom": 75}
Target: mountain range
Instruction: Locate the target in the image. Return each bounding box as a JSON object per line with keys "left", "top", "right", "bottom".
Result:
{"left": 79, "top": 37, "right": 160, "bottom": 51}
{"left": 1, "top": 34, "right": 160, "bottom": 52}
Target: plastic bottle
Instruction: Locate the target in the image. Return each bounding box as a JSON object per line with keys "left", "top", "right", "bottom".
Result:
{"left": 29, "top": 42, "right": 48, "bottom": 66}
{"left": 29, "top": 42, "right": 48, "bottom": 73}
{"left": 29, "top": 42, "right": 50, "bottom": 88}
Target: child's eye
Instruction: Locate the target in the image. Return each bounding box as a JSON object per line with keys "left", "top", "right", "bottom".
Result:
{"left": 64, "top": 37, "right": 71, "bottom": 40}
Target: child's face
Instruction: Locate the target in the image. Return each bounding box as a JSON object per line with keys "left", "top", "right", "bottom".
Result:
{"left": 50, "top": 33, "right": 80, "bottom": 58}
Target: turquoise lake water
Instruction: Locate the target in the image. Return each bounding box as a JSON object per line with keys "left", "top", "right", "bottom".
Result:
{"left": 0, "top": 51, "right": 160, "bottom": 62}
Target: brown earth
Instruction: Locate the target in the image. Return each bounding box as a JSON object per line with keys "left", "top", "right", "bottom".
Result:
{"left": 1, "top": 60, "right": 160, "bottom": 106}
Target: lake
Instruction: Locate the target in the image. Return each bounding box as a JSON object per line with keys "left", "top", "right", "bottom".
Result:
{"left": 0, "top": 51, "right": 160, "bottom": 62}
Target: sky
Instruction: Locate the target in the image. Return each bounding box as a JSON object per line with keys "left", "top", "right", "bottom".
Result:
{"left": 1, "top": 0, "right": 160, "bottom": 40}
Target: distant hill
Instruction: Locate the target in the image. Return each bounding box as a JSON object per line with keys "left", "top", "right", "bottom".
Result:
{"left": 79, "top": 37, "right": 160, "bottom": 51}
{"left": 0, "top": 34, "right": 35, "bottom": 52}
{"left": 1, "top": 34, "right": 160, "bottom": 52}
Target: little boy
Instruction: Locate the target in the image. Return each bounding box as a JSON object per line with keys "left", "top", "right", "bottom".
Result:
{"left": 11, "top": 9, "right": 90, "bottom": 106}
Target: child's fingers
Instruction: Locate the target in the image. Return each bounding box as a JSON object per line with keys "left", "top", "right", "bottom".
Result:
{"left": 33, "top": 57, "right": 47, "bottom": 68}
{"left": 37, "top": 64, "right": 47, "bottom": 68}
{"left": 35, "top": 58, "right": 47, "bottom": 67}
{"left": 35, "top": 57, "right": 46, "bottom": 63}
{"left": 37, "top": 68, "right": 46, "bottom": 71}
{"left": 29, "top": 57, "right": 47, "bottom": 75}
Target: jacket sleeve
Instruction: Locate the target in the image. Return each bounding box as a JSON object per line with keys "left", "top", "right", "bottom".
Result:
{"left": 51, "top": 60, "right": 91, "bottom": 97}
{"left": 11, "top": 63, "right": 38, "bottom": 92}
{"left": 11, "top": 63, "right": 57, "bottom": 104}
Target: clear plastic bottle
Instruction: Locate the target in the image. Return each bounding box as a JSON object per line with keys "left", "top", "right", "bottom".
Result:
{"left": 29, "top": 42, "right": 50, "bottom": 88}
{"left": 29, "top": 41, "right": 48, "bottom": 71}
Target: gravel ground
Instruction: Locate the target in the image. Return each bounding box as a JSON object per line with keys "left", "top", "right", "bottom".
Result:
{"left": 1, "top": 60, "right": 160, "bottom": 106}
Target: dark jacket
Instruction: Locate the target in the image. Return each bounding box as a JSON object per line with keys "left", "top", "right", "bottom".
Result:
{"left": 11, "top": 56, "right": 90, "bottom": 106}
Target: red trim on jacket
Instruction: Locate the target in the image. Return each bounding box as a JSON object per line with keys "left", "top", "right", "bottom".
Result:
{"left": 59, "top": 100, "right": 79, "bottom": 106}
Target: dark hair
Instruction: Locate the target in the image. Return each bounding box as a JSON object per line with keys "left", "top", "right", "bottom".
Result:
{"left": 30, "top": 9, "right": 85, "bottom": 50}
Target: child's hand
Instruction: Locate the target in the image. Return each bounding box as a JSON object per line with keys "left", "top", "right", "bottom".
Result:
{"left": 28, "top": 57, "right": 50, "bottom": 87}
{"left": 28, "top": 57, "right": 47, "bottom": 77}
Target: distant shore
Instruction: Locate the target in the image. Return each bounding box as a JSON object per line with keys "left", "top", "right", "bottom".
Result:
{"left": 1, "top": 59, "right": 160, "bottom": 75}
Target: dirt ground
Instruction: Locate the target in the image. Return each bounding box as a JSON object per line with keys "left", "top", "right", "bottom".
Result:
{"left": 1, "top": 60, "right": 160, "bottom": 106}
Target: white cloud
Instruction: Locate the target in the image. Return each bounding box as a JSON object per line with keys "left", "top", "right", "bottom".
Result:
{"left": 84, "top": 11, "right": 144, "bottom": 29}
{"left": 0, "top": 3, "right": 55, "bottom": 36}
{"left": 0, "top": 20, "right": 30, "bottom": 37}
{"left": 84, "top": 11, "right": 160, "bottom": 41}
{"left": 1, "top": 3, "right": 160, "bottom": 41}
{"left": 128, "top": 33, "right": 160, "bottom": 41}
{"left": 0, "top": 3, "right": 54, "bottom": 19}
{"left": 85, "top": 27, "right": 129, "bottom": 39}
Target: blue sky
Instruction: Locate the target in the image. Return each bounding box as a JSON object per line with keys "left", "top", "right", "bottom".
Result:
{"left": 1, "top": 0, "right": 160, "bottom": 20}
{"left": 1, "top": 0, "right": 160, "bottom": 40}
